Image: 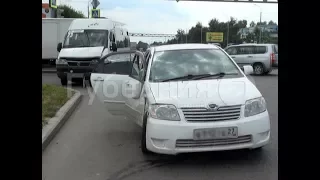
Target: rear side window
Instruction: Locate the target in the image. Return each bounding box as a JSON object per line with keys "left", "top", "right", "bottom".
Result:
{"left": 255, "top": 46, "right": 267, "bottom": 54}
{"left": 225, "top": 47, "right": 238, "bottom": 55}
{"left": 238, "top": 46, "right": 254, "bottom": 55}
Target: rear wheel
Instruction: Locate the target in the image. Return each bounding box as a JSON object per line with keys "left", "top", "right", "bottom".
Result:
{"left": 251, "top": 146, "right": 263, "bottom": 152}
{"left": 60, "top": 78, "right": 67, "bottom": 86}
{"left": 253, "top": 63, "right": 265, "bottom": 75}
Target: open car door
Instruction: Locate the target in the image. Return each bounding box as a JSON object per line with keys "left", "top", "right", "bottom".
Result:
{"left": 90, "top": 50, "right": 145, "bottom": 117}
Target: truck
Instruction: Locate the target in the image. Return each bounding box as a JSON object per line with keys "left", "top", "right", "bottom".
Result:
{"left": 42, "top": 18, "right": 75, "bottom": 65}
{"left": 56, "top": 18, "right": 131, "bottom": 85}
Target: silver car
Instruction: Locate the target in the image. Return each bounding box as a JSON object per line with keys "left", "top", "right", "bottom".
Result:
{"left": 224, "top": 44, "right": 278, "bottom": 75}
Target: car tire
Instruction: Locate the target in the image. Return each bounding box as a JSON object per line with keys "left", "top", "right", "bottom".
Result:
{"left": 60, "top": 78, "right": 67, "bottom": 86}
{"left": 251, "top": 146, "right": 263, "bottom": 151}
{"left": 264, "top": 70, "right": 271, "bottom": 75}
{"left": 141, "top": 112, "right": 150, "bottom": 154}
{"left": 253, "top": 63, "right": 265, "bottom": 75}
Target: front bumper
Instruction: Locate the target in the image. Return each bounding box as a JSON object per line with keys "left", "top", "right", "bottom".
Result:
{"left": 56, "top": 64, "right": 94, "bottom": 79}
{"left": 146, "top": 110, "right": 270, "bottom": 155}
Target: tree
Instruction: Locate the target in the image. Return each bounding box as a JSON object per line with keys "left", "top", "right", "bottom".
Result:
{"left": 244, "top": 33, "right": 255, "bottom": 43}
{"left": 250, "top": 21, "right": 256, "bottom": 27}
{"left": 57, "top": 5, "right": 85, "bottom": 18}
{"left": 268, "top": 20, "right": 277, "bottom": 25}
{"left": 166, "top": 17, "right": 277, "bottom": 46}
{"left": 136, "top": 41, "right": 148, "bottom": 51}
{"left": 257, "top": 21, "right": 267, "bottom": 26}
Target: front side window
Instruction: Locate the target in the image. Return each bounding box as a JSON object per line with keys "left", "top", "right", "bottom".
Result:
{"left": 63, "top": 29, "right": 108, "bottom": 48}
{"left": 226, "top": 47, "right": 238, "bottom": 55}
{"left": 149, "top": 49, "right": 243, "bottom": 82}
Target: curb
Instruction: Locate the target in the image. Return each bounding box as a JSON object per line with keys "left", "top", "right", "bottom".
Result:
{"left": 42, "top": 89, "right": 82, "bottom": 152}
{"left": 42, "top": 69, "right": 56, "bottom": 73}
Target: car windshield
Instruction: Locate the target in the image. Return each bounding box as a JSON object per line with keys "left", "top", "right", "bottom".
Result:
{"left": 149, "top": 49, "right": 243, "bottom": 82}
{"left": 63, "top": 29, "right": 108, "bottom": 48}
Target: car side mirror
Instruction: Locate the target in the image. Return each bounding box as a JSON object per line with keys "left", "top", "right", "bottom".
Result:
{"left": 57, "top": 42, "right": 62, "bottom": 52}
{"left": 243, "top": 65, "right": 254, "bottom": 75}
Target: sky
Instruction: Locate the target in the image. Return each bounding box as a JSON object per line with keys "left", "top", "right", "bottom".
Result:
{"left": 43, "top": 0, "right": 278, "bottom": 43}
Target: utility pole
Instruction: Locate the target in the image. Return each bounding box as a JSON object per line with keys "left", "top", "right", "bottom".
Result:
{"left": 254, "top": 4, "right": 262, "bottom": 43}
{"left": 200, "top": 26, "right": 203, "bottom": 43}
{"left": 227, "top": 22, "right": 229, "bottom": 46}
{"left": 260, "top": 11, "right": 262, "bottom": 43}
{"left": 87, "top": 1, "right": 90, "bottom": 18}
{"left": 186, "top": 29, "right": 188, "bottom": 43}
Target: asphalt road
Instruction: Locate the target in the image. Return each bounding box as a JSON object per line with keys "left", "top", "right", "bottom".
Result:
{"left": 42, "top": 70, "right": 278, "bottom": 180}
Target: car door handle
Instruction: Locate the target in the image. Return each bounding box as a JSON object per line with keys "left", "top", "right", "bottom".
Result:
{"left": 231, "top": 56, "right": 236, "bottom": 58}
{"left": 92, "top": 77, "right": 104, "bottom": 81}
{"left": 247, "top": 56, "right": 253, "bottom": 58}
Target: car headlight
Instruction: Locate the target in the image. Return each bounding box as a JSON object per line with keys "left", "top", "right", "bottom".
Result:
{"left": 91, "top": 59, "right": 99, "bottom": 64}
{"left": 56, "top": 58, "right": 67, "bottom": 65}
{"left": 244, "top": 97, "right": 267, "bottom": 117}
{"left": 149, "top": 104, "right": 180, "bottom": 121}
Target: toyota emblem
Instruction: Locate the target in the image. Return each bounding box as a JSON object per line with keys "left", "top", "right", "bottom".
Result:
{"left": 208, "top": 104, "right": 219, "bottom": 111}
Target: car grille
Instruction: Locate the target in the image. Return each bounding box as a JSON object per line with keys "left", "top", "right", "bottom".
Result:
{"left": 181, "top": 105, "right": 242, "bottom": 122}
{"left": 67, "top": 61, "right": 91, "bottom": 66}
{"left": 63, "top": 57, "right": 98, "bottom": 67}
{"left": 176, "top": 135, "right": 252, "bottom": 148}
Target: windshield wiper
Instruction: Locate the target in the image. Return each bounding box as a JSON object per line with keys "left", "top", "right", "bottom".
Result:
{"left": 161, "top": 74, "right": 198, "bottom": 82}
{"left": 161, "top": 73, "right": 238, "bottom": 82}
{"left": 191, "top": 72, "right": 239, "bottom": 80}
{"left": 161, "top": 72, "right": 239, "bottom": 82}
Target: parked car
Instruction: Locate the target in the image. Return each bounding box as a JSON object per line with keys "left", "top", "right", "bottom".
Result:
{"left": 224, "top": 44, "right": 278, "bottom": 75}
{"left": 90, "top": 44, "right": 270, "bottom": 155}
{"left": 208, "top": 43, "right": 221, "bottom": 47}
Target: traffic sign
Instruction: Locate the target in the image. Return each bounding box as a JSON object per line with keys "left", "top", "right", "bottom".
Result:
{"left": 49, "top": 0, "right": 57, "bottom": 9}
{"left": 91, "top": 0, "right": 100, "bottom": 8}
{"left": 206, "top": 32, "right": 224, "bottom": 42}
{"left": 91, "top": 9, "right": 100, "bottom": 18}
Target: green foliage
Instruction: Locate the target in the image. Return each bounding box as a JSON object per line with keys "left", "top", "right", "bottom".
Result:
{"left": 58, "top": 5, "right": 86, "bottom": 18}
{"left": 136, "top": 41, "right": 148, "bottom": 51}
{"left": 164, "top": 17, "right": 277, "bottom": 47}
{"left": 42, "top": 84, "right": 73, "bottom": 128}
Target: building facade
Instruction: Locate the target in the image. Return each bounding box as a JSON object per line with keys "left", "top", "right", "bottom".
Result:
{"left": 42, "top": 3, "right": 55, "bottom": 18}
{"left": 238, "top": 25, "right": 278, "bottom": 39}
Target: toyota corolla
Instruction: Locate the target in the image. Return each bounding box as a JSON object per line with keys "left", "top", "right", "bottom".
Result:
{"left": 90, "top": 44, "right": 271, "bottom": 155}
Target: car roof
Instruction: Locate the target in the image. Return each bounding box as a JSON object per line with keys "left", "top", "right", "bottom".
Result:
{"left": 228, "top": 43, "right": 276, "bottom": 47}
{"left": 153, "top": 43, "right": 219, "bottom": 52}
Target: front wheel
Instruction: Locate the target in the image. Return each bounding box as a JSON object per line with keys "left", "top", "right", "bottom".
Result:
{"left": 141, "top": 113, "right": 150, "bottom": 154}
{"left": 60, "top": 78, "right": 67, "bottom": 86}
{"left": 251, "top": 146, "right": 263, "bottom": 152}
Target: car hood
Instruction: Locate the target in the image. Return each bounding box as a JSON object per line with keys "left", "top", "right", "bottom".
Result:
{"left": 147, "top": 77, "right": 262, "bottom": 108}
{"left": 58, "top": 46, "right": 105, "bottom": 58}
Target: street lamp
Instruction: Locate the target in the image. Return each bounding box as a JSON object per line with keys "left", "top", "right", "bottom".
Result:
{"left": 254, "top": 3, "right": 262, "bottom": 43}
{"left": 221, "top": 12, "right": 230, "bottom": 47}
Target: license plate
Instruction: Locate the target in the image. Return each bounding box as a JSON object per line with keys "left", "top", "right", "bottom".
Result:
{"left": 68, "top": 73, "right": 84, "bottom": 78}
{"left": 193, "top": 127, "right": 238, "bottom": 140}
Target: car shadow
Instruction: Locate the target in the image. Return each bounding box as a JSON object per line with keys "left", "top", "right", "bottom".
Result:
{"left": 107, "top": 149, "right": 269, "bottom": 180}
{"left": 146, "top": 148, "right": 266, "bottom": 165}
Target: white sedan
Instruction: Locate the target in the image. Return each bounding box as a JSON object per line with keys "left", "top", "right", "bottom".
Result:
{"left": 91, "top": 44, "right": 270, "bottom": 155}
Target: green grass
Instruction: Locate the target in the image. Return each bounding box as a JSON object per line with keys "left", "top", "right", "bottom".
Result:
{"left": 42, "top": 84, "right": 74, "bottom": 128}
